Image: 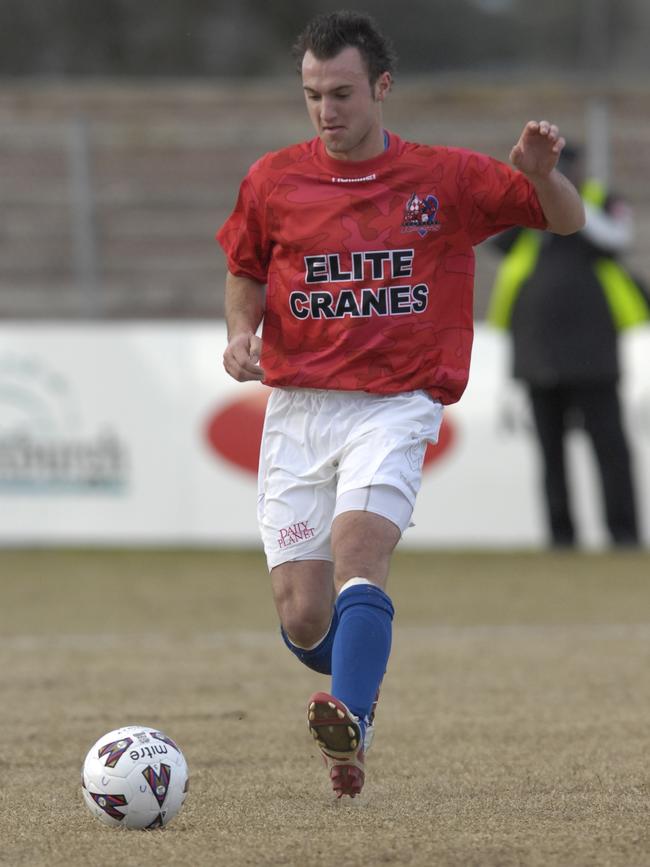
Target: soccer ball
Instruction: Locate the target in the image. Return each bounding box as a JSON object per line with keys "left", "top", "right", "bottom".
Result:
{"left": 81, "top": 725, "right": 189, "bottom": 829}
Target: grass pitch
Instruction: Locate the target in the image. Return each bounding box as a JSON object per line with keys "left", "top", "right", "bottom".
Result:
{"left": 1, "top": 547, "right": 650, "bottom": 867}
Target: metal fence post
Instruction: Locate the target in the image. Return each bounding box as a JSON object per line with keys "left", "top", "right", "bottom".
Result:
{"left": 68, "top": 115, "right": 99, "bottom": 317}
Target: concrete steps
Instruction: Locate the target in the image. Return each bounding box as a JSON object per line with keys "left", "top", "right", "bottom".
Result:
{"left": 1, "top": 78, "right": 648, "bottom": 319}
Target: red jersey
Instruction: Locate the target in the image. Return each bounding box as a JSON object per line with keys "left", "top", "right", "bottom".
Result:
{"left": 217, "top": 132, "right": 547, "bottom": 404}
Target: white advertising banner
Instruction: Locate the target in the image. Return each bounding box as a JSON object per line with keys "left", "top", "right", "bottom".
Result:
{"left": 0, "top": 322, "right": 648, "bottom": 548}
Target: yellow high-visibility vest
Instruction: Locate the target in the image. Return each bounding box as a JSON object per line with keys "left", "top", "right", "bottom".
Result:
{"left": 487, "top": 180, "right": 649, "bottom": 331}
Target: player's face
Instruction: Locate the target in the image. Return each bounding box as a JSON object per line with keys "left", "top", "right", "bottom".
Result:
{"left": 301, "top": 46, "right": 391, "bottom": 162}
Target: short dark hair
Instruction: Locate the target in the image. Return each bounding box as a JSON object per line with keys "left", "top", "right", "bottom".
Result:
{"left": 292, "top": 10, "right": 397, "bottom": 85}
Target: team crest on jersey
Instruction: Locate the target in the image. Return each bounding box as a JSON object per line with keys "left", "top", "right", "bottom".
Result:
{"left": 401, "top": 193, "right": 440, "bottom": 236}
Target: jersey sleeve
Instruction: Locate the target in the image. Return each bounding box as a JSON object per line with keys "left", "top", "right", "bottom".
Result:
{"left": 461, "top": 152, "right": 548, "bottom": 246}
{"left": 216, "top": 164, "right": 272, "bottom": 284}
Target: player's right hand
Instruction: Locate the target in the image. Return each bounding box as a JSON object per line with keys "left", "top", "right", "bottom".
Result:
{"left": 223, "top": 332, "right": 265, "bottom": 382}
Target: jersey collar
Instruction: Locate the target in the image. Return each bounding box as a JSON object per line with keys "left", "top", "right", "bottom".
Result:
{"left": 313, "top": 130, "right": 399, "bottom": 178}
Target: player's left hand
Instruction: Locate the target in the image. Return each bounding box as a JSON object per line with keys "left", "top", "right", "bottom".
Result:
{"left": 510, "top": 120, "right": 565, "bottom": 179}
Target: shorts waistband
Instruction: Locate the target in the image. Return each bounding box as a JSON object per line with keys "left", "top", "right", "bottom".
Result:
{"left": 273, "top": 386, "right": 435, "bottom": 401}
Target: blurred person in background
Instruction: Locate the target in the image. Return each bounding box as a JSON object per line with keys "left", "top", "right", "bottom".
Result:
{"left": 218, "top": 10, "right": 584, "bottom": 799}
{"left": 488, "top": 144, "right": 649, "bottom": 549}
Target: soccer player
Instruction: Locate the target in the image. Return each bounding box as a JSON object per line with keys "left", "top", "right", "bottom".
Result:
{"left": 217, "top": 10, "right": 584, "bottom": 798}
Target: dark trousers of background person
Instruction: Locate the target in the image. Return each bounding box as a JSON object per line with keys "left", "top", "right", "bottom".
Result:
{"left": 527, "top": 382, "right": 640, "bottom": 548}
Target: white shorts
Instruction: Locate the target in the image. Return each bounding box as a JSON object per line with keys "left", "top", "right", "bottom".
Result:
{"left": 257, "top": 388, "right": 443, "bottom": 570}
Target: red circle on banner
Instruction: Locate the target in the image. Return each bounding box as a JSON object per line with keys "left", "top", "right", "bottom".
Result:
{"left": 205, "top": 389, "right": 456, "bottom": 476}
{"left": 424, "top": 415, "right": 455, "bottom": 467}
{"left": 204, "top": 389, "right": 270, "bottom": 476}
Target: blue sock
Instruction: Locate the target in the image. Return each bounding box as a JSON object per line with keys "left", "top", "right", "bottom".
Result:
{"left": 280, "top": 608, "right": 339, "bottom": 675}
{"left": 331, "top": 583, "right": 394, "bottom": 729}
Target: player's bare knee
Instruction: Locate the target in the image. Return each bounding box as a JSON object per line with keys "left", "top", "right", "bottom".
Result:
{"left": 281, "top": 606, "right": 332, "bottom": 648}
{"left": 271, "top": 560, "right": 334, "bottom": 645}
{"left": 272, "top": 583, "right": 328, "bottom": 645}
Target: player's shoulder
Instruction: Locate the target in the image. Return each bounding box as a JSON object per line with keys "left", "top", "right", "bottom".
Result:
{"left": 399, "top": 139, "right": 503, "bottom": 170}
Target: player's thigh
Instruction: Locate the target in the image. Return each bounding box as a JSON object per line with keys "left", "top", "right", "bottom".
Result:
{"left": 258, "top": 392, "right": 337, "bottom": 571}
{"left": 336, "top": 389, "right": 443, "bottom": 508}
{"left": 331, "top": 508, "right": 401, "bottom": 592}
{"left": 258, "top": 479, "right": 334, "bottom": 569}
{"left": 330, "top": 484, "right": 413, "bottom": 590}
{"left": 260, "top": 483, "right": 336, "bottom": 642}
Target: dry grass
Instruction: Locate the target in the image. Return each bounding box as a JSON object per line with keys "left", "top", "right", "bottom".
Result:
{"left": 1, "top": 548, "right": 650, "bottom": 866}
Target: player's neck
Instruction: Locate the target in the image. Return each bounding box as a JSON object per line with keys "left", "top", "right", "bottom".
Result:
{"left": 324, "top": 127, "right": 388, "bottom": 163}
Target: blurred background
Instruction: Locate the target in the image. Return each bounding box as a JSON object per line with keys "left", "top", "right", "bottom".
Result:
{"left": 0, "top": 0, "right": 649, "bottom": 548}
{"left": 1, "top": 0, "right": 649, "bottom": 319}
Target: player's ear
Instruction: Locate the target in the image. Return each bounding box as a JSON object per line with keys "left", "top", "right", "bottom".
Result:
{"left": 375, "top": 72, "right": 392, "bottom": 102}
